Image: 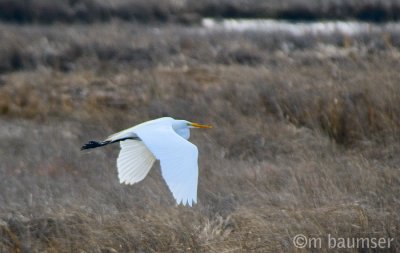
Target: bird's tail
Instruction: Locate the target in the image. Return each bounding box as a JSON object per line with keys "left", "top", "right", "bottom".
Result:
{"left": 81, "top": 140, "right": 111, "bottom": 150}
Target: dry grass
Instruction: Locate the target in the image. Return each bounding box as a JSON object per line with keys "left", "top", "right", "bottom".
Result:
{"left": 0, "top": 20, "right": 399, "bottom": 252}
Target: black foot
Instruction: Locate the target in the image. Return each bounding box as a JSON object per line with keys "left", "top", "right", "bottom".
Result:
{"left": 81, "top": 141, "right": 110, "bottom": 150}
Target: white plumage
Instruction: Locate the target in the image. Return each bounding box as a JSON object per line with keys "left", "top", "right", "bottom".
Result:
{"left": 117, "top": 140, "right": 156, "bottom": 184}
{"left": 82, "top": 117, "right": 212, "bottom": 206}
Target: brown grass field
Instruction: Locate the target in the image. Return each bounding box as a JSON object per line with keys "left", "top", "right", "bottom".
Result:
{"left": 0, "top": 3, "right": 400, "bottom": 252}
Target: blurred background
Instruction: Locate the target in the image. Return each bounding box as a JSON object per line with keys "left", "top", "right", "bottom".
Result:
{"left": 0, "top": 0, "right": 399, "bottom": 252}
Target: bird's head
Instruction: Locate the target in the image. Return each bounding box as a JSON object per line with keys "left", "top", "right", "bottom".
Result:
{"left": 172, "top": 119, "right": 211, "bottom": 140}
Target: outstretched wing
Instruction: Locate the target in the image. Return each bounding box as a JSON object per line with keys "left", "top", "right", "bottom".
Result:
{"left": 134, "top": 121, "right": 198, "bottom": 206}
{"left": 117, "top": 140, "right": 156, "bottom": 184}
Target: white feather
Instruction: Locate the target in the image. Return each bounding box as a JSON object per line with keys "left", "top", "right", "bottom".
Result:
{"left": 134, "top": 118, "right": 198, "bottom": 206}
{"left": 117, "top": 140, "right": 156, "bottom": 184}
{"left": 106, "top": 118, "right": 166, "bottom": 142}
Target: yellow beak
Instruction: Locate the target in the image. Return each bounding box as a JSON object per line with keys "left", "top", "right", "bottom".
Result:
{"left": 190, "top": 122, "right": 212, "bottom": 129}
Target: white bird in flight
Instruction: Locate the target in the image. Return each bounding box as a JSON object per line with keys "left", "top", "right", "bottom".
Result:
{"left": 81, "top": 117, "right": 212, "bottom": 206}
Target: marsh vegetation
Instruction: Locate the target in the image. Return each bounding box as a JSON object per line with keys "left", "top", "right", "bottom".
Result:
{"left": 0, "top": 1, "right": 399, "bottom": 252}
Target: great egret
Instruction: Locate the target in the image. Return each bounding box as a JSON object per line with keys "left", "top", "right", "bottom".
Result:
{"left": 81, "top": 117, "right": 212, "bottom": 206}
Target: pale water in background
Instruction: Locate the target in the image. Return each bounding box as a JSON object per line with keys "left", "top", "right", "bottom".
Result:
{"left": 202, "top": 18, "right": 400, "bottom": 36}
